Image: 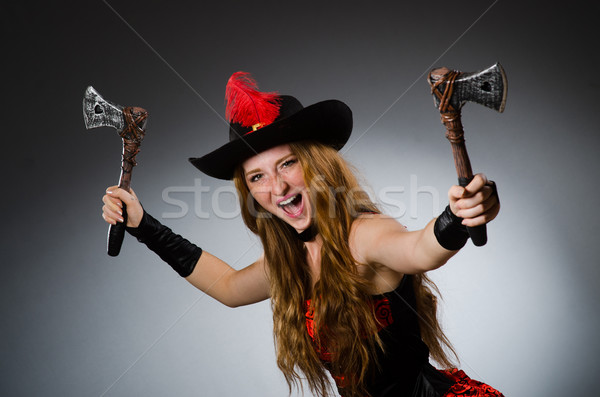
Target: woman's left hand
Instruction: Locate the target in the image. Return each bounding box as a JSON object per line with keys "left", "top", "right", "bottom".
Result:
{"left": 448, "top": 173, "right": 500, "bottom": 228}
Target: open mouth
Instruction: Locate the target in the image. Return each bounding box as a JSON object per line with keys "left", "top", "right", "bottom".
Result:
{"left": 277, "top": 193, "right": 304, "bottom": 218}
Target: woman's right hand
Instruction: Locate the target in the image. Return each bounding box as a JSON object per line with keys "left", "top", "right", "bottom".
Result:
{"left": 102, "top": 186, "right": 144, "bottom": 228}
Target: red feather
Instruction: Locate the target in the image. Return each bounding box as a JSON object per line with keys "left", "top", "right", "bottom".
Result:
{"left": 225, "top": 72, "right": 281, "bottom": 128}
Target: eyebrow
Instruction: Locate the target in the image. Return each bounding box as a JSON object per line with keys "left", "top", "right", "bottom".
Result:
{"left": 245, "top": 153, "right": 294, "bottom": 177}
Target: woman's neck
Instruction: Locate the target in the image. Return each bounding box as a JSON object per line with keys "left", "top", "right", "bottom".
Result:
{"left": 304, "top": 235, "right": 322, "bottom": 287}
{"left": 296, "top": 224, "right": 317, "bottom": 242}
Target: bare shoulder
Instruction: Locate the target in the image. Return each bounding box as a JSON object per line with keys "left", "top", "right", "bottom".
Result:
{"left": 349, "top": 213, "right": 410, "bottom": 290}
{"left": 349, "top": 213, "right": 408, "bottom": 264}
{"left": 350, "top": 213, "right": 408, "bottom": 239}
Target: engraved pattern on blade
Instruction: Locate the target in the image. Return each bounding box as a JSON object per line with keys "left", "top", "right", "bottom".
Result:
{"left": 431, "top": 63, "right": 507, "bottom": 113}
{"left": 83, "top": 86, "right": 125, "bottom": 131}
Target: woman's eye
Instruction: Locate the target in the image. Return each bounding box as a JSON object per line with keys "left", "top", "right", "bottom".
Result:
{"left": 282, "top": 159, "right": 296, "bottom": 168}
{"left": 249, "top": 174, "right": 262, "bottom": 183}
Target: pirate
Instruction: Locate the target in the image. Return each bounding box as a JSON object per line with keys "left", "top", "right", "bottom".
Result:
{"left": 102, "top": 72, "right": 502, "bottom": 397}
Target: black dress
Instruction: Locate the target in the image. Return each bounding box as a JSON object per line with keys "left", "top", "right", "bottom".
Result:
{"left": 305, "top": 275, "right": 504, "bottom": 397}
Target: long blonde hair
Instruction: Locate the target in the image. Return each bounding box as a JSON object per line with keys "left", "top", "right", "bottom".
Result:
{"left": 233, "top": 141, "right": 456, "bottom": 396}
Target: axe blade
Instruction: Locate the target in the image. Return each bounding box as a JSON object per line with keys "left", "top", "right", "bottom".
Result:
{"left": 83, "top": 86, "right": 125, "bottom": 131}
{"left": 431, "top": 63, "right": 508, "bottom": 113}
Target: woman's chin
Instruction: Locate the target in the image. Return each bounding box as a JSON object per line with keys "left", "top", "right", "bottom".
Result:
{"left": 293, "top": 213, "right": 314, "bottom": 233}
{"left": 278, "top": 212, "right": 311, "bottom": 233}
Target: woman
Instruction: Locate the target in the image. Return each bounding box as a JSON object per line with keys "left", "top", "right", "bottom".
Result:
{"left": 102, "top": 72, "right": 502, "bottom": 396}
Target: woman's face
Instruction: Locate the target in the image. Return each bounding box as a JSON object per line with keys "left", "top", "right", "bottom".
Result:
{"left": 242, "top": 144, "right": 312, "bottom": 233}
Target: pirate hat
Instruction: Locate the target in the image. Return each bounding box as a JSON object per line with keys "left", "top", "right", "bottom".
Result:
{"left": 189, "top": 72, "right": 352, "bottom": 180}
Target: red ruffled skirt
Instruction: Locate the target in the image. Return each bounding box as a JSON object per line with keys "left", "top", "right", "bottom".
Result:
{"left": 440, "top": 369, "right": 504, "bottom": 397}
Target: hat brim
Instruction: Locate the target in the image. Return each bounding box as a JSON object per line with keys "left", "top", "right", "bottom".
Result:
{"left": 189, "top": 99, "right": 352, "bottom": 180}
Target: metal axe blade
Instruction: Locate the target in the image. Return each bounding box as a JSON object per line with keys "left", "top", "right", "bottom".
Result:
{"left": 429, "top": 63, "right": 508, "bottom": 113}
{"left": 83, "top": 86, "right": 125, "bottom": 131}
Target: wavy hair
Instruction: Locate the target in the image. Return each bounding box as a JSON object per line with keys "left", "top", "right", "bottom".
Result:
{"left": 233, "top": 141, "right": 456, "bottom": 396}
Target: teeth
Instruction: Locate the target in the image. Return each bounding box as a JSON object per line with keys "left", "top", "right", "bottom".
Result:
{"left": 278, "top": 194, "right": 299, "bottom": 207}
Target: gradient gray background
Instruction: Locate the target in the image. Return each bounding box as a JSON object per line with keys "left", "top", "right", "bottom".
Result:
{"left": 2, "top": 1, "right": 598, "bottom": 396}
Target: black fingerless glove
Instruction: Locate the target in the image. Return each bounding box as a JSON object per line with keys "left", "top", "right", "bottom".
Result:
{"left": 434, "top": 205, "right": 470, "bottom": 251}
{"left": 126, "top": 211, "right": 202, "bottom": 277}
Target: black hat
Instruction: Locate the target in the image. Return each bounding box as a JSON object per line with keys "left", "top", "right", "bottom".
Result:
{"left": 189, "top": 72, "right": 352, "bottom": 180}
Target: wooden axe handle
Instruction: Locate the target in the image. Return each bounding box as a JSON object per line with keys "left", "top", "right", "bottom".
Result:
{"left": 107, "top": 107, "right": 147, "bottom": 257}
{"left": 440, "top": 111, "right": 487, "bottom": 246}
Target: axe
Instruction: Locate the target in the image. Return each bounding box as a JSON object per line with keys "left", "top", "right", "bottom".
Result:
{"left": 427, "top": 63, "right": 507, "bottom": 246}
{"left": 83, "top": 86, "right": 148, "bottom": 256}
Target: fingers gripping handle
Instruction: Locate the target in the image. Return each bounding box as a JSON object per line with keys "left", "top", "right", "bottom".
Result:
{"left": 458, "top": 177, "right": 487, "bottom": 247}
{"left": 107, "top": 178, "right": 132, "bottom": 256}
{"left": 107, "top": 181, "right": 131, "bottom": 256}
{"left": 107, "top": 203, "right": 127, "bottom": 256}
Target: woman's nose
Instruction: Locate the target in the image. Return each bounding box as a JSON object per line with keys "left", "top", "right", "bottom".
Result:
{"left": 271, "top": 175, "right": 288, "bottom": 196}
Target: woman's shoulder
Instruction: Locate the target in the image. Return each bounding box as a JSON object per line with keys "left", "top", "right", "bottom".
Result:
{"left": 352, "top": 212, "right": 407, "bottom": 231}
{"left": 349, "top": 213, "right": 408, "bottom": 288}
{"left": 349, "top": 213, "right": 408, "bottom": 259}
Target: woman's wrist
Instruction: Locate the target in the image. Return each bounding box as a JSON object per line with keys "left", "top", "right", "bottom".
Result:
{"left": 126, "top": 211, "right": 203, "bottom": 277}
{"left": 433, "top": 205, "right": 470, "bottom": 250}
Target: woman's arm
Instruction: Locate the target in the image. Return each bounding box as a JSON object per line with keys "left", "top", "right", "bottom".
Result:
{"left": 351, "top": 214, "right": 448, "bottom": 274}
{"left": 351, "top": 174, "right": 499, "bottom": 274}
{"left": 102, "top": 186, "right": 271, "bottom": 308}
{"left": 185, "top": 252, "right": 270, "bottom": 308}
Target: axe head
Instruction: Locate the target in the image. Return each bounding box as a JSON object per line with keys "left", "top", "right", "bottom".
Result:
{"left": 429, "top": 63, "right": 507, "bottom": 113}
{"left": 83, "top": 86, "right": 125, "bottom": 131}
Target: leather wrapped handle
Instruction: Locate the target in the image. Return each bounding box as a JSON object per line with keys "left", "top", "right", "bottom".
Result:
{"left": 107, "top": 107, "right": 147, "bottom": 257}
{"left": 443, "top": 112, "right": 487, "bottom": 247}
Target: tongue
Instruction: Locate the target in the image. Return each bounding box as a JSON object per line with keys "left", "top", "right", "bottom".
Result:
{"left": 283, "top": 195, "right": 302, "bottom": 215}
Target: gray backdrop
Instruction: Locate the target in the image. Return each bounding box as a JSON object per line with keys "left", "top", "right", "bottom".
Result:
{"left": 2, "top": 1, "right": 598, "bottom": 396}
